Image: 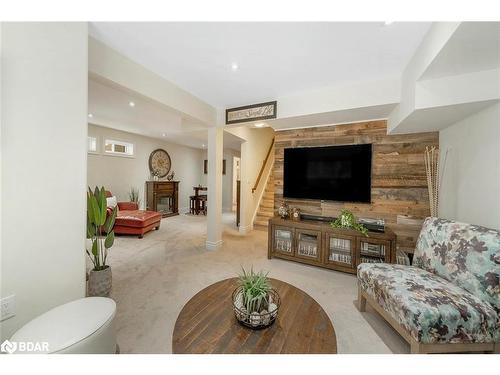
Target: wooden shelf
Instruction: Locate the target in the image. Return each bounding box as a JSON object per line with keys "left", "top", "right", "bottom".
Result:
{"left": 268, "top": 217, "right": 396, "bottom": 274}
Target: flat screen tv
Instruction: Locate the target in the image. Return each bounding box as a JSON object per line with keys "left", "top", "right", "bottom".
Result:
{"left": 283, "top": 144, "right": 372, "bottom": 203}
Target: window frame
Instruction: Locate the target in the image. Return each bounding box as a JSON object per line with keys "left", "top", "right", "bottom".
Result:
{"left": 87, "top": 135, "right": 99, "bottom": 154}
{"left": 103, "top": 138, "right": 135, "bottom": 158}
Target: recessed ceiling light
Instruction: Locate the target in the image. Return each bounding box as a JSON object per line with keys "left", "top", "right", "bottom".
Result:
{"left": 254, "top": 122, "right": 265, "bottom": 128}
{"left": 384, "top": 21, "right": 394, "bottom": 26}
{"left": 162, "top": 133, "right": 167, "bottom": 137}
{"left": 129, "top": 101, "right": 135, "bottom": 107}
{"left": 231, "top": 62, "right": 239, "bottom": 71}
{"left": 88, "top": 113, "right": 93, "bottom": 118}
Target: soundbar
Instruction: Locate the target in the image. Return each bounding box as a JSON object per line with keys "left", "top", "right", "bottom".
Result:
{"left": 300, "top": 214, "right": 335, "bottom": 222}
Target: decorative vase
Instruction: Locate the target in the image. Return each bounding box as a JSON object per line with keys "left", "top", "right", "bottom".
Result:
{"left": 291, "top": 207, "right": 301, "bottom": 221}
{"left": 88, "top": 266, "right": 112, "bottom": 297}
{"left": 278, "top": 202, "right": 289, "bottom": 219}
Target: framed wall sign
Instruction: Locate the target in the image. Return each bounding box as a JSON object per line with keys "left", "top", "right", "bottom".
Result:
{"left": 225, "top": 101, "right": 277, "bottom": 125}
{"left": 204, "top": 159, "right": 226, "bottom": 175}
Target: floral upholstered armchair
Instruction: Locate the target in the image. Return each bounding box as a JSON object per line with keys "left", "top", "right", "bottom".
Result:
{"left": 357, "top": 217, "right": 500, "bottom": 354}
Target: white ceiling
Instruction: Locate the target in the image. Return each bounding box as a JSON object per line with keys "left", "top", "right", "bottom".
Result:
{"left": 88, "top": 77, "right": 243, "bottom": 150}
{"left": 89, "top": 22, "right": 431, "bottom": 109}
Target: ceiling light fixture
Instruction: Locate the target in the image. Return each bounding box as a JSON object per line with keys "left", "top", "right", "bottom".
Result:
{"left": 88, "top": 113, "right": 93, "bottom": 118}
{"left": 231, "top": 62, "right": 239, "bottom": 71}
{"left": 129, "top": 101, "right": 135, "bottom": 107}
{"left": 254, "top": 122, "right": 265, "bottom": 128}
{"left": 202, "top": 144, "right": 206, "bottom": 148}
{"left": 162, "top": 133, "right": 167, "bottom": 137}
{"left": 384, "top": 21, "right": 394, "bottom": 26}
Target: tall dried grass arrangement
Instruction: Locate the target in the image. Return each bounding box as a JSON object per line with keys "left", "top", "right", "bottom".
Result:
{"left": 424, "top": 146, "right": 440, "bottom": 217}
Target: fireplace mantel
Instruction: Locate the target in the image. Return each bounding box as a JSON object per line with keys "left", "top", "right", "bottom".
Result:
{"left": 145, "top": 181, "right": 179, "bottom": 218}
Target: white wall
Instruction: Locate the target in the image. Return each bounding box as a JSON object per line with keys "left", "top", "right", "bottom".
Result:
{"left": 1, "top": 23, "right": 88, "bottom": 340}
{"left": 225, "top": 126, "right": 275, "bottom": 232}
{"left": 88, "top": 124, "right": 203, "bottom": 213}
{"left": 201, "top": 148, "right": 241, "bottom": 212}
{"left": 439, "top": 102, "right": 500, "bottom": 229}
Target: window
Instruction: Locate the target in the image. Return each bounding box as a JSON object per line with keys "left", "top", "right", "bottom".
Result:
{"left": 88, "top": 136, "right": 97, "bottom": 153}
{"left": 104, "top": 139, "right": 134, "bottom": 157}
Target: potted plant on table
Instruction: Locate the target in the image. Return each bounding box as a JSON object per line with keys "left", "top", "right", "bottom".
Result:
{"left": 232, "top": 267, "right": 280, "bottom": 329}
{"left": 86, "top": 186, "right": 117, "bottom": 297}
{"left": 330, "top": 209, "right": 369, "bottom": 236}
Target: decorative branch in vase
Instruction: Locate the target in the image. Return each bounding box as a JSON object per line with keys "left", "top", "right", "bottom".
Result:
{"left": 424, "top": 146, "right": 440, "bottom": 217}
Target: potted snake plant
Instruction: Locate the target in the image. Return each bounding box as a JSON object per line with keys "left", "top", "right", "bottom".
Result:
{"left": 86, "top": 186, "right": 117, "bottom": 297}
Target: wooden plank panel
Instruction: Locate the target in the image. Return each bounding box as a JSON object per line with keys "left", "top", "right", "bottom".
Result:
{"left": 273, "top": 120, "right": 438, "bottom": 251}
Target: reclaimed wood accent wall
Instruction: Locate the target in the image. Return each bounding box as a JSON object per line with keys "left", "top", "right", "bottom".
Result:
{"left": 273, "top": 120, "right": 439, "bottom": 252}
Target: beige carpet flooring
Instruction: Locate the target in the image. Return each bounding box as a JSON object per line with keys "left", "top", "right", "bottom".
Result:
{"left": 105, "top": 213, "right": 409, "bottom": 354}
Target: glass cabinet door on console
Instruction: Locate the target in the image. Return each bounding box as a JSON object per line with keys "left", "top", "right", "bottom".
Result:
{"left": 357, "top": 237, "right": 391, "bottom": 265}
{"left": 295, "top": 229, "right": 321, "bottom": 262}
{"left": 324, "top": 233, "right": 355, "bottom": 270}
{"left": 272, "top": 227, "right": 294, "bottom": 255}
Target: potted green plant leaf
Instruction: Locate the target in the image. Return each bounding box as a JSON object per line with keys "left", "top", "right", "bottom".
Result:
{"left": 232, "top": 267, "right": 280, "bottom": 329}
{"left": 330, "top": 209, "right": 369, "bottom": 236}
{"left": 86, "top": 186, "right": 117, "bottom": 297}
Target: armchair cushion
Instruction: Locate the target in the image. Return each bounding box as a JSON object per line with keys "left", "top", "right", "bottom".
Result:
{"left": 414, "top": 217, "right": 500, "bottom": 314}
{"left": 358, "top": 263, "right": 499, "bottom": 344}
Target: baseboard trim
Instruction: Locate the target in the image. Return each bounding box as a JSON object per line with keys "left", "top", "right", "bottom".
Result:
{"left": 239, "top": 224, "right": 253, "bottom": 235}
{"left": 206, "top": 239, "right": 223, "bottom": 251}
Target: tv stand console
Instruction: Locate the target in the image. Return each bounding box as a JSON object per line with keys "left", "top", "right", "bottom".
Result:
{"left": 268, "top": 217, "right": 396, "bottom": 274}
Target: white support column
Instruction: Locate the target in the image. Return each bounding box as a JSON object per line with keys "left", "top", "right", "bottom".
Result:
{"left": 206, "top": 127, "right": 224, "bottom": 250}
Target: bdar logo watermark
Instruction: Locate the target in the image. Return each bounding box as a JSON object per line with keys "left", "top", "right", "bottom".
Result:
{"left": 1, "top": 340, "right": 17, "bottom": 354}
{"left": 1, "top": 339, "right": 49, "bottom": 354}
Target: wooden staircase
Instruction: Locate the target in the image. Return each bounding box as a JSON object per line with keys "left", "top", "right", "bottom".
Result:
{"left": 254, "top": 174, "right": 275, "bottom": 230}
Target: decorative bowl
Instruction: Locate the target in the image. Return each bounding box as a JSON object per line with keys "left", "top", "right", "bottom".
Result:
{"left": 231, "top": 287, "right": 280, "bottom": 329}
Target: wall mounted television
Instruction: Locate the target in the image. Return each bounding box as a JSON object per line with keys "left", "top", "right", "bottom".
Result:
{"left": 283, "top": 144, "right": 372, "bottom": 203}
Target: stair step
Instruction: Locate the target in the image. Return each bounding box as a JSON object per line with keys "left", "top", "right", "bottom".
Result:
{"left": 256, "top": 213, "right": 273, "bottom": 221}
{"left": 259, "top": 205, "right": 274, "bottom": 211}
{"left": 260, "top": 200, "right": 274, "bottom": 209}
{"left": 253, "top": 223, "right": 268, "bottom": 231}
{"left": 253, "top": 173, "right": 276, "bottom": 228}
{"left": 257, "top": 211, "right": 273, "bottom": 218}
{"left": 254, "top": 219, "right": 270, "bottom": 227}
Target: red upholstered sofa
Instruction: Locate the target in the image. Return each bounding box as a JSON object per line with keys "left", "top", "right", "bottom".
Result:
{"left": 106, "top": 193, "right": 162, "bottom": 238}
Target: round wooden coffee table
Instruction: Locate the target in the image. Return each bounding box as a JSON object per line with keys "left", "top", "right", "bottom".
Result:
{"left": 172, "top": 278, "right": 337, "bottom": 354}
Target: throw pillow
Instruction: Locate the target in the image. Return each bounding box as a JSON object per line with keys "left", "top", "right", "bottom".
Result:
{"left": 106, "top": 196, "right": 117, "bottom": 208}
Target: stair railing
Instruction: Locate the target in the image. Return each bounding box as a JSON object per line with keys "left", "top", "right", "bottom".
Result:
{"left": 252, "top": 138, "right": 275, "bottom": 193}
